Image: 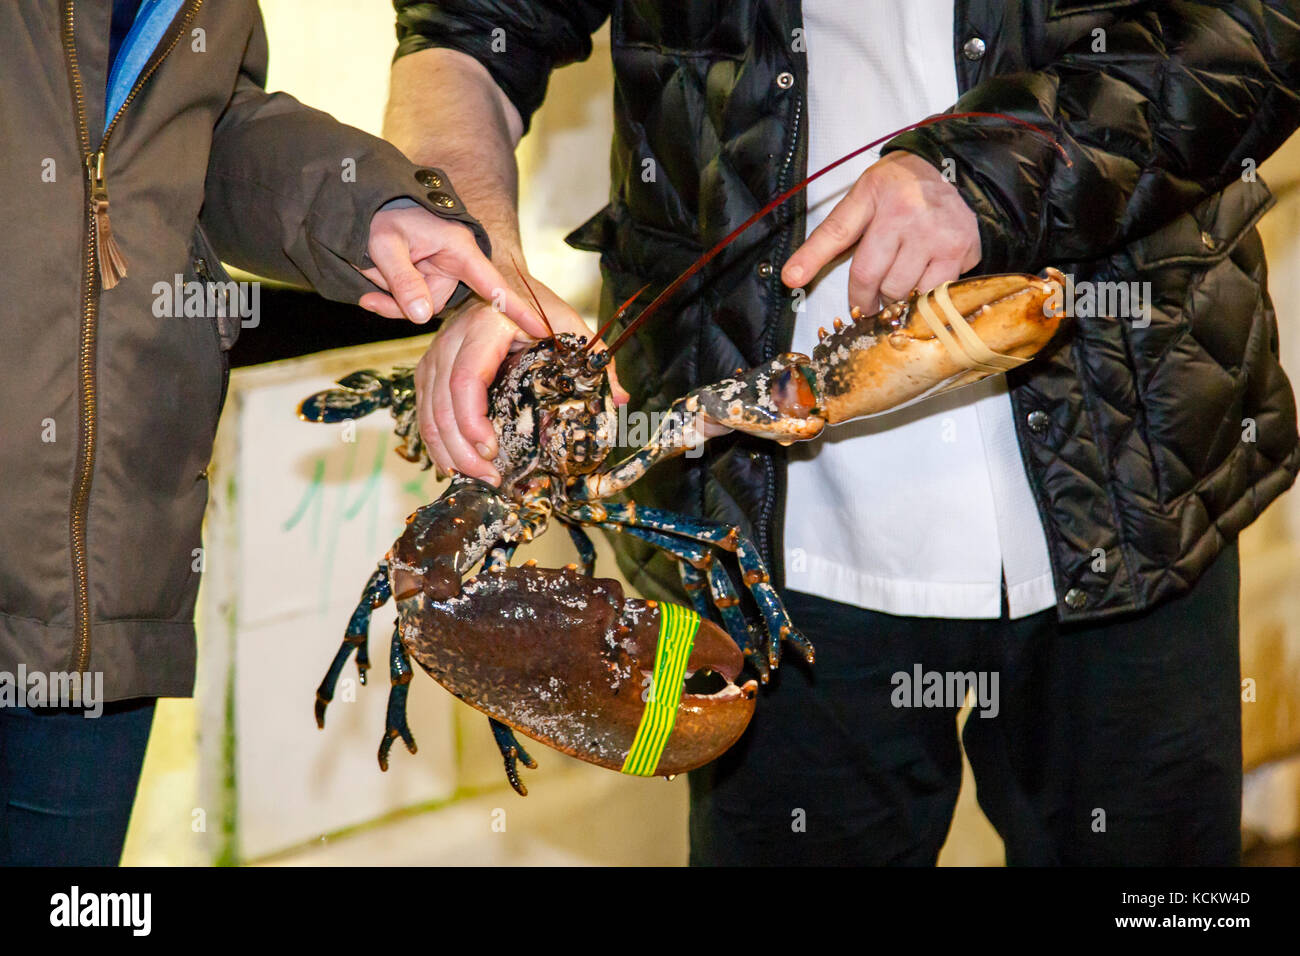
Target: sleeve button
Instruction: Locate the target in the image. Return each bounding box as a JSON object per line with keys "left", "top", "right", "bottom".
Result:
{"left": 416, "top": 169, "right": 443, "bottom": 188}
{"left": 427, "top": 191, "right": 457, "bottom": 209}
{"left": 1064, "top": 588, "right": 1088, "bottom": 609}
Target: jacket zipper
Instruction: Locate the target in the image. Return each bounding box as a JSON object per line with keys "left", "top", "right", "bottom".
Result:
{"left": 61, "top": 0, "right": 202, "bottom": 673}
{"left": 756, "top": 93, "right": 804, "bottom": 585}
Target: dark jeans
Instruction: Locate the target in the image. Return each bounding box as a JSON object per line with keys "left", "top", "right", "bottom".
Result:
{"left": 0, "top": 697, "right": 156, "bottom": 866}
{"left": 689, "top": 544, "right": 1242, "bottom": 865}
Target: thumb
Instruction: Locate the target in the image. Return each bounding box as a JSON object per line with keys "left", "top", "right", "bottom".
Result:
{"left": 370, "top": 232, "right": 434, "bottom": 323}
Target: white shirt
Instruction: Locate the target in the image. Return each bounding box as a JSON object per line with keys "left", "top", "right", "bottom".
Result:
{"left": 783, "top": 0, "right": 1056, "bottom": 620}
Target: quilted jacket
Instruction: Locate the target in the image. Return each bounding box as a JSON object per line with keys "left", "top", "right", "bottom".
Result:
{"left": 394, "top": 0, "right": 1300, "bottom": 622}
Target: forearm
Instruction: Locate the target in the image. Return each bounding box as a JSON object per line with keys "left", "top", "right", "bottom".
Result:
{"left": 385, "top": 48, "right": 527, "bottom": 268}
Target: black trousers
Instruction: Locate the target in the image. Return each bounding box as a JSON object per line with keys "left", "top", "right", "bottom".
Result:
{"left": 0, "top": 698, "right": 156, "bottom": 866}
{"left": 689, "top": 544, "right": 1242, "bottom": 866}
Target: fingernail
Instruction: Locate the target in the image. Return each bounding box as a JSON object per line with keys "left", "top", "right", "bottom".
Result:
{"left": 475, "top": 442, "right": 494, "bottom": 459}
{"left": 410, "top": 298, "right": 432, "bottom": 322}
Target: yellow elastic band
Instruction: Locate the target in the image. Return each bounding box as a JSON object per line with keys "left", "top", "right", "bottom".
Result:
{"left": 620, "top": 603, "right": 700, "bottom": 776}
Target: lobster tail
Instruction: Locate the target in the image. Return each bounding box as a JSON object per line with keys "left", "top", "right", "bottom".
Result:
{"left": 298, "top": 368, "right": 429, "bottom": 466}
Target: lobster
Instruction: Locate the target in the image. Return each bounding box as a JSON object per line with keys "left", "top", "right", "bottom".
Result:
{"left": 300, "top": 114, "right": 1071, "bottom": 795}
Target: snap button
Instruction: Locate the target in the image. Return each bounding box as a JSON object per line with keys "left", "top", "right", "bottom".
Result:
{"left": 415, "top": 169, "right": 443, "bottom": 189}
{"left": 757, "top": 261, "right": 773, "bottom": 278}
{"left": 1026, "top": 410, "right": 1050, "bottom": 434}
{"left": 1064, "top": 587, "right": 1088, "bottom": 610}
{"left": 776, "top": 71, "right": 795, "bottom": 90}
{"left": 427, "top": 191, "right": 457, "bottom": 209}
{"left": 1200, "top": 230, "right": 1216, "bottom": 250}
{"left": 963, "top": 36, "right": 986, "bottom": 60}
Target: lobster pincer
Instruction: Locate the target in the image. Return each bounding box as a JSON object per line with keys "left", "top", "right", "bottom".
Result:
{"left": 687, "top": 269, "right": 1067, "bottom": 442}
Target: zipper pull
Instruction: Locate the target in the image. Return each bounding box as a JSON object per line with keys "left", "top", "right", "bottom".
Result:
{"left": 86, "top": 150, "right": 128, "bottom": 289}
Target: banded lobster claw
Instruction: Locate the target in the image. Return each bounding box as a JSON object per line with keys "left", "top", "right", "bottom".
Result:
{"left": 398, "top": 561, "right": 759, "bottom": 778}
{"left": 684, "top": 269, "right": 1069, "bottom": 441}
{"left": 312, "top": 475, "right": 762, "bottom": 796}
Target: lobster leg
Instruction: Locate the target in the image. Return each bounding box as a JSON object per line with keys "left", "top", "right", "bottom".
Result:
{"left": 613, "top": 522, "right": 770, "bottom": 681}
{"left": 569, "top": 502, "right": 810, "bottom": 669}
{"left": 490, "top": 718, "right": 538, "bottom": 796}
{"left": 565, "top": 521, "right": 598, "bottom": 576}
{"left": 378, "top": 621, "right": 418, "bottom": 770}
{"left": 483, "top": 540, "right": 519, "bottom": 572}
{"left": 704, "top": 562, "right": 771, "bottom": 684}
{"left": 480, "top": 534, "right": 544, "bottom": 795}
{"left": 315, "top": 561, "right": 391, "bottom": 729}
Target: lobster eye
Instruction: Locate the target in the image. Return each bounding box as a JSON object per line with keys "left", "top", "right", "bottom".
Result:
{"left": 555, "top": 375, "right": 575, "bottom": 395}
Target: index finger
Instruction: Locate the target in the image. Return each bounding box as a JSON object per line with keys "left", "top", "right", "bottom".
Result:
{"left": 444, "top": 246, "right": 545, "bottom": 334}
{"left": 781, "top": 179, "right": 877, "bottom": 288}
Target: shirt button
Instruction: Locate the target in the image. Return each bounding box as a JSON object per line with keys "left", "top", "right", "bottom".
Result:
{"left": 1064, "top": 588, "right": 1088, "bottom": 610}
{"left": 776, "top": 71, "right": 795, "bottom": 90}
{"left": 415, "top": 168, "right": 443, "bottom": 189}
{"left": 1026, "top": 410, "right": 1050, "bottom": 434}
{"left": 963, "top": 36, "right": 986, "bottom": 61}
{"left": 757, "top": 261, "right": 773, "bottom": 278}
{"left": 427, "top": 191, "right": 457, "bottom": 209}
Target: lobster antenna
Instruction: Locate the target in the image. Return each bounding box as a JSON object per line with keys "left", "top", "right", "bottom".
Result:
{"left": 510, "top": 255, "right": 556, "bottom": 341}
{"left": 606, "top": 111, "right": 1070, "bottom": 356}
{"left": 586, "top": 283, "right": 651, "bottom": 352}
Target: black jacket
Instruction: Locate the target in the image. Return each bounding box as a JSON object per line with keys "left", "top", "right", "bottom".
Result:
{"left": 394, "top": 0, "right": 1300, "bottom": 622}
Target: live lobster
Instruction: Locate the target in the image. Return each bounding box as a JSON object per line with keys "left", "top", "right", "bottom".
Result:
{"left": 299, "top": 113, "right": 1071, "bottom": 794}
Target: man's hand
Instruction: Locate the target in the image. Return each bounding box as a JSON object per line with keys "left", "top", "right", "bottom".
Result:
{"left": 781, "top": 151, "right": 981, "bottom": 313}
{"left": 356, "top": 205, "right": 537, "bottom": 327}
{"left": 414, "top": 265, "right": 629, "bottom": 484}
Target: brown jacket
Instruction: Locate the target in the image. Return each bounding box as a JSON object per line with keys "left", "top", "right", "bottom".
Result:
{"left": 0, "top": 1, "right": 483, "bottom": 700}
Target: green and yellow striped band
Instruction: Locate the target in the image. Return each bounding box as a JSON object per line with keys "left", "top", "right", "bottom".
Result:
{"left": 620, "top": 602, "right": 701, "bottom": 776}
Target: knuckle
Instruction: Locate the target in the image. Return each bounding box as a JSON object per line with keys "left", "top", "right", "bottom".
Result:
{"left": 447, "top": 367, "right": 479, "bottom": 393}
{"left": 391, "top": 272, "right": 425, "bottom": 299}
{"left": 819, "top": 215, "right": 856, "bottom": 244}
{"left": 848, "top": 260, "right": 880, "bottom": 288}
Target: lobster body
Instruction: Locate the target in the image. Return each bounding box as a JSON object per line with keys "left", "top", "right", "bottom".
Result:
{"left": 303, "top": 270, "right": 1066, "bottom": 793}
{"left": 301, "top": 114, "right": 1075, "bottom": 794}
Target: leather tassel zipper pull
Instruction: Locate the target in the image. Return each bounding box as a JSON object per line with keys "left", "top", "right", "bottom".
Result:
{"left": 86, "top": 150, "right": 127, "bottom": 289}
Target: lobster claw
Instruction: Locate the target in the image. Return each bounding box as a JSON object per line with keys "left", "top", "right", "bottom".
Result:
{"left": 688, "top": 270, "right": 1067, "bottom": 441}
{"left": 400, "top": 565, "right": 758, "bottom": 776}
{"left": 298, "top": 369, "right": 394, "bottom": 423}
